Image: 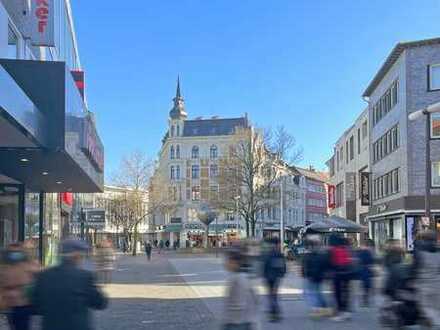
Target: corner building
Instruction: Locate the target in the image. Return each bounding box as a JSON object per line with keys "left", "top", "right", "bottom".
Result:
{"left": 153, "top": 79, "right": 249, "bottom": 247}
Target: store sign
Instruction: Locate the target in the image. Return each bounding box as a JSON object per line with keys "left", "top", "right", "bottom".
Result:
{"left": 1, "top": 0, "right": 54, "bottom": 46}
{"left": 328, "top": 185, "right": 336, "bottom": 209}
{"left": 170, "top": 217, "right": 182, "bottom": 224}
{"left": 329, "top": 227, "right": 346, "bottom": 233}
{"left": 81, "top": 115, "right": 104, "bottom": 173}
{"left": 184, "top": 223, "right": 204, "bottom": 230}
{"left": 61, "top": 192, "right": 73, "bottom": 206}
{"left": 360, "top": 172, "right": 371, "bottom": 206}
{"left": 406, "top": 217, "right": 415, "bottom": 251}
{"left": 85, "top": 209, "right": 105, "bottom": 227}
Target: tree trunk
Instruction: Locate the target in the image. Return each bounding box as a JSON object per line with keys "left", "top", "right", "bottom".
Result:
{"left": 132, "top": 224, "right": 138, "bottom": 256}
{"left": 251, "top": 221, "right": 256, "bottom": 238}
{"left": 246, "top": 220, "right": 250, "bottom": 238}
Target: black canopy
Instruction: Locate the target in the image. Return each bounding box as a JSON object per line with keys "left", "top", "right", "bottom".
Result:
{"left": 304, "top": 215, "right": 366, "bottom": 234}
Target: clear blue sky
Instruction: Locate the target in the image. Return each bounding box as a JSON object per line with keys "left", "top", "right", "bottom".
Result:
{"left": 71, "top": 0, "right": 440, "bottom": 180}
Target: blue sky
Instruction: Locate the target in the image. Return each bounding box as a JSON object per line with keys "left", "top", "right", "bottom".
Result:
{"left": 71, "top": 0, "right": 440, "bottom": 179}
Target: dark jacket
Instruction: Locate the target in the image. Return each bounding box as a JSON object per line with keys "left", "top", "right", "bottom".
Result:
{"left": 302, "top": 250, "right": 328, "bottom": 283}
{"left": 263, "top": 250, "right": 286, "bottom": 283}
{"left": 32, "top": 260, "right": 108, "bottom": 330}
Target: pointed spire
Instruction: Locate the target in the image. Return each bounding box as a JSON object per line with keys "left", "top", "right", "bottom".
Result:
{"left": 170, "top": 75, "right": 187, "bottom": 119}
{"left": 176, "top": 75, "right": 181, "bottom": 98}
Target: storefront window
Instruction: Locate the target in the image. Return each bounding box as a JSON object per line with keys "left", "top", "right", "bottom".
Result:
{"left": 0, "top": 186, "right": 19, "bottom": 248}
{"left": 43, "top": 194, "right": 62, "bottom": 266}
{"left": 25, "top": 193, "right": 40, "bottom": 260}
{"left": 432, "top": 162, "right": 440, "bottom": 187}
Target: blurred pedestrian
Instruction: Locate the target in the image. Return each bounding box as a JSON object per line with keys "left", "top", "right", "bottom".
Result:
{"left": 159, "top": 240, "right": 164, "bottom": 254}
{"left": 262, "top": 238, "right": 286, "bottom": 322}
{"left": 355, "top": 239, "right": 375, "bottom": 307}
{"left": 95, "top": 238, "right": 115, "bottom": 284}
{"left": 302, "top": 235, "right": 329, "bottom": 318}
{"left": 165, "top": 240, "right": 170, "bottom": 249}
{"left": 1, "top": 242, "right": 39, "bottom": 330}
{"left": 328, "top": 235, "right": 354, "bottom": 321}
{"left": 32, "top": 239, "right": 108, "bottom": 330}
{"left": 144, "top": 242, "right": 152, "bottom": 261}
{"left": 414, "top": 231, "right": 440, "bottom": 327}
{"left": 223, "top": 247, "right": 258, "bottom": 330}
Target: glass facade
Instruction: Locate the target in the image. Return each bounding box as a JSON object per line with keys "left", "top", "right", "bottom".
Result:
{"left": 0, "top": 185, "right": 20, "bottom": 249}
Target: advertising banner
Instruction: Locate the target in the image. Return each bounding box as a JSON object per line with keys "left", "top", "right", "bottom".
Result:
{"left": 406, "top": 216, "right": 415, "bottom": 251}
{"left": 1, "top": 0, "right": 54, "bottom": 46}
{"left": 328, "top": 185, "right": 336, "bottom": 209}
{"left": 360, "top": 172, "right": 371, "bottom": 206}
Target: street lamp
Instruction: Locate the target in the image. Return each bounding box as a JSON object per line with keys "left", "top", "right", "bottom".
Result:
{"left": 279, "top": 176, "right": 285, "bottom": 254}
{"left": 408, "top": 101, "right": 440, "bottom": 231}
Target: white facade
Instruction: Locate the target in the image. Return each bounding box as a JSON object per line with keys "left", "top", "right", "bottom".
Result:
{"left": 327, "top": 108, "right": 370, "bottom": 226}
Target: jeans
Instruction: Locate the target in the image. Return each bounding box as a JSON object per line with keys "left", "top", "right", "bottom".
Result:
{"left": 267, "top": 280, "right": 280, "bottom": 316}
{"left": 304, "top": 279, "right": 327, "bottom": 309}
{"left": 333, "top": 273, "right": 350, "bottom": 313}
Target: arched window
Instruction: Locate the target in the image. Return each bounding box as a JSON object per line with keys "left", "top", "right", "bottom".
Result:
{"left": 171, "top": 125, "right": 175, "bottom": 137}
{"left": 176, "top": 125, "right": 180, "bottom": 136}
{"left": 191, "top": 146, "right": 199, "bottom": 159}
{"left": 176, "top": 145, "right": 180, "bottom": 159}
{"left": 176, "top": 165, "right": 180, "bottom": 179}
{"left": 170, "top": 146, "right": 175, "bottom": 159}
{"left": 210, "top": 145, "right": 218, "bottom": 159}
{"left": 170, "top": 166, "right": 175, "bottom": 179}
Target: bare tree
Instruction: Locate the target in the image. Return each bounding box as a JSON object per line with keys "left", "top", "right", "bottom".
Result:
{"left": 265, "top": 125, "right": 303, "bottom": 164}
{"left": 112, "top": 151, "right": 152, "bottom": 255}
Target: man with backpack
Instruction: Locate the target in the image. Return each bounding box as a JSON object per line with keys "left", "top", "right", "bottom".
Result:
{"left": 262, "top": 238, "right": 286, "bottom": 322}
{"left": 328, "top": 235, "right": 354, "bottom": 322}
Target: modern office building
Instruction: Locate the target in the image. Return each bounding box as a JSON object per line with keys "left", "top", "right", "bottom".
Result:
{"left": 326, "top": 109, "right": 370, "bottom": 227}
{"left": 363, "top": 38, "right": 440, "bottom": 249}
{"left": 0, "top": 1, "right": 104, "bottom": 264}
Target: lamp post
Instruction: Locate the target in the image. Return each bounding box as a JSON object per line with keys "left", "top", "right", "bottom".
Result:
{"left": 280, "top": 176, "right": 285, "bottom": 254}
{"left": 408, "top": 101, "right": 440, "bottom": 231}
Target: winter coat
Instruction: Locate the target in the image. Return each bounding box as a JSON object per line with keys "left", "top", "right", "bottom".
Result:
{"left": 302, "top": 250, "right": 328, "bottom": 283}
{"left": 263, "top": 250, "right": 286, "bottom": 283}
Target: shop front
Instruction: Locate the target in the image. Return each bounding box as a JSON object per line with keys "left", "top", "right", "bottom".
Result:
{"left": 0, "top": 59, "right": 104, "bottom": 265}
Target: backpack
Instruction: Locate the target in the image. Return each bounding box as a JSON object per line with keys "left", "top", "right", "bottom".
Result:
{"left": 331, "top": 247, "right": 352, "bottom": 267}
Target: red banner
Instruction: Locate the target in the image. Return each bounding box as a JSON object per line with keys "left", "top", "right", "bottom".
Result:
{"left": 328, "top": 185, "right": 336, "bottom": 209}
{"left": 61, "top": 192, "right": 73, "bottom": 206}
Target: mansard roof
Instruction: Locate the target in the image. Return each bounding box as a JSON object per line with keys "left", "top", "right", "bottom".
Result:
{"left": 182, "top": 117, "right": 248, "bottom": 137}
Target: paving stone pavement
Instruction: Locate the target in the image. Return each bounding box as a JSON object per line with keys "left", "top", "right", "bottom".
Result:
{"left": 95, "top": 252, "right": 216, "bottom": 330}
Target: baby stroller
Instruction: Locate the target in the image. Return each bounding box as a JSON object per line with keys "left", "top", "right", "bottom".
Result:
{"left": 380, "top": 263, "right": 428, "bottom": 329}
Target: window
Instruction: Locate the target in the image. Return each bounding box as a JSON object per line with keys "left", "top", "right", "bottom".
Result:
{"left": 170, "top": 166, "right": 175, "bottom": 179}
{"left": 340, "top": 146, "right": 344, "bottom": 165}
{"left": 336, "top": 150, "right": 340, "bottom": 170}
{"left": 176, "top": 125, "right": 180, "bottom": 136}
{"left": 429, "top": 64, "right": 440, "bottom": 91}
{"left": 191, "top": 165, "right": 200, "bottom": 179}
{"left": 210, "top": 164, "right": 218, "bottom": 177}
{"left": 176, "top": 166, "right": 180, "bottom": 179}
{"left": 336, "top": 182, "right": 344, "bottom": 207}
{"left": 171, "top": 125, "right": 175, "bottom": 137}
{"left": 176, "top": 145, "right": 180, "bottom": 159}
{"left": 210, "top": 145, "right": 218, "bottom": 159}
{"left": 431, "top": 113, "right": 440, "bottom": 138}
{"left": 349, "top": 135, "right": 354, "bottom": 160}
{"left": 7, "top": 24, "right": 19, "bottom": 59}
{"left": 362, "top": 120, "right": 368, "bottom": 139}
{"left": 191, "top": 146, "right": 199, "bottom": 159}
{"left": 346, "top": 141, "right": 349, "bottom": 164}
{"left": 191, "top": 186, "right": 200, "bottom": 201}
{"left": 373, "top": 124, "right": 399, "bottom": 163}
{"left": 210, "top": 185, "right": 218, "bottom": 200}
{"left": 373, "top": 80, "right": 399, "bottom": 125}
{"left": 170, "top": 146, "right": 175, "bottom": 159}
{"left": 373, "top": 168, "right": 399, "bottom": 200}
{"left": 357, "top": 128, "right": 361, "bottom": 154}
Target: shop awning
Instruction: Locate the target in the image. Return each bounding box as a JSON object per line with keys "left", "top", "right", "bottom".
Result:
{"left": 305, "top": 215, "right": 367, "bottom": 234}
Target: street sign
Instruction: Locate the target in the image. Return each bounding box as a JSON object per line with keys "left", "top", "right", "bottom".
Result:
{"left": 360, "top": 172, "right": 371, "bottom": 206}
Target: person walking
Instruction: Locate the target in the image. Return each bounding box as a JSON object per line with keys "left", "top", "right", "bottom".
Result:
{"left": 328, "top": 235, "right": 354, "bottom": 321}
{"left": 1, "top": 242, "right": 39, "bottom": 330}
{"left": 144, "top": 242, "right": 152, "bottom": 261}
{"left": 355, "top": 239, "right": 375, "bottom": 307}
{"left": 302, "top": 235, "right": 329, "bottom": 318}
{"left": 158, "top": 240, "right": 164, "bottom": 254}
{"left": 413, "top": 231, "right": 440, "bottom": 328}
{"left": 262, "top": 238, "right": 286, "bottom": 322}
{"left": 31, "top": 239, "right": 108, "bottom": 330}
{"left": 223, "top": 247, "right": 258, "bottom": 330}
